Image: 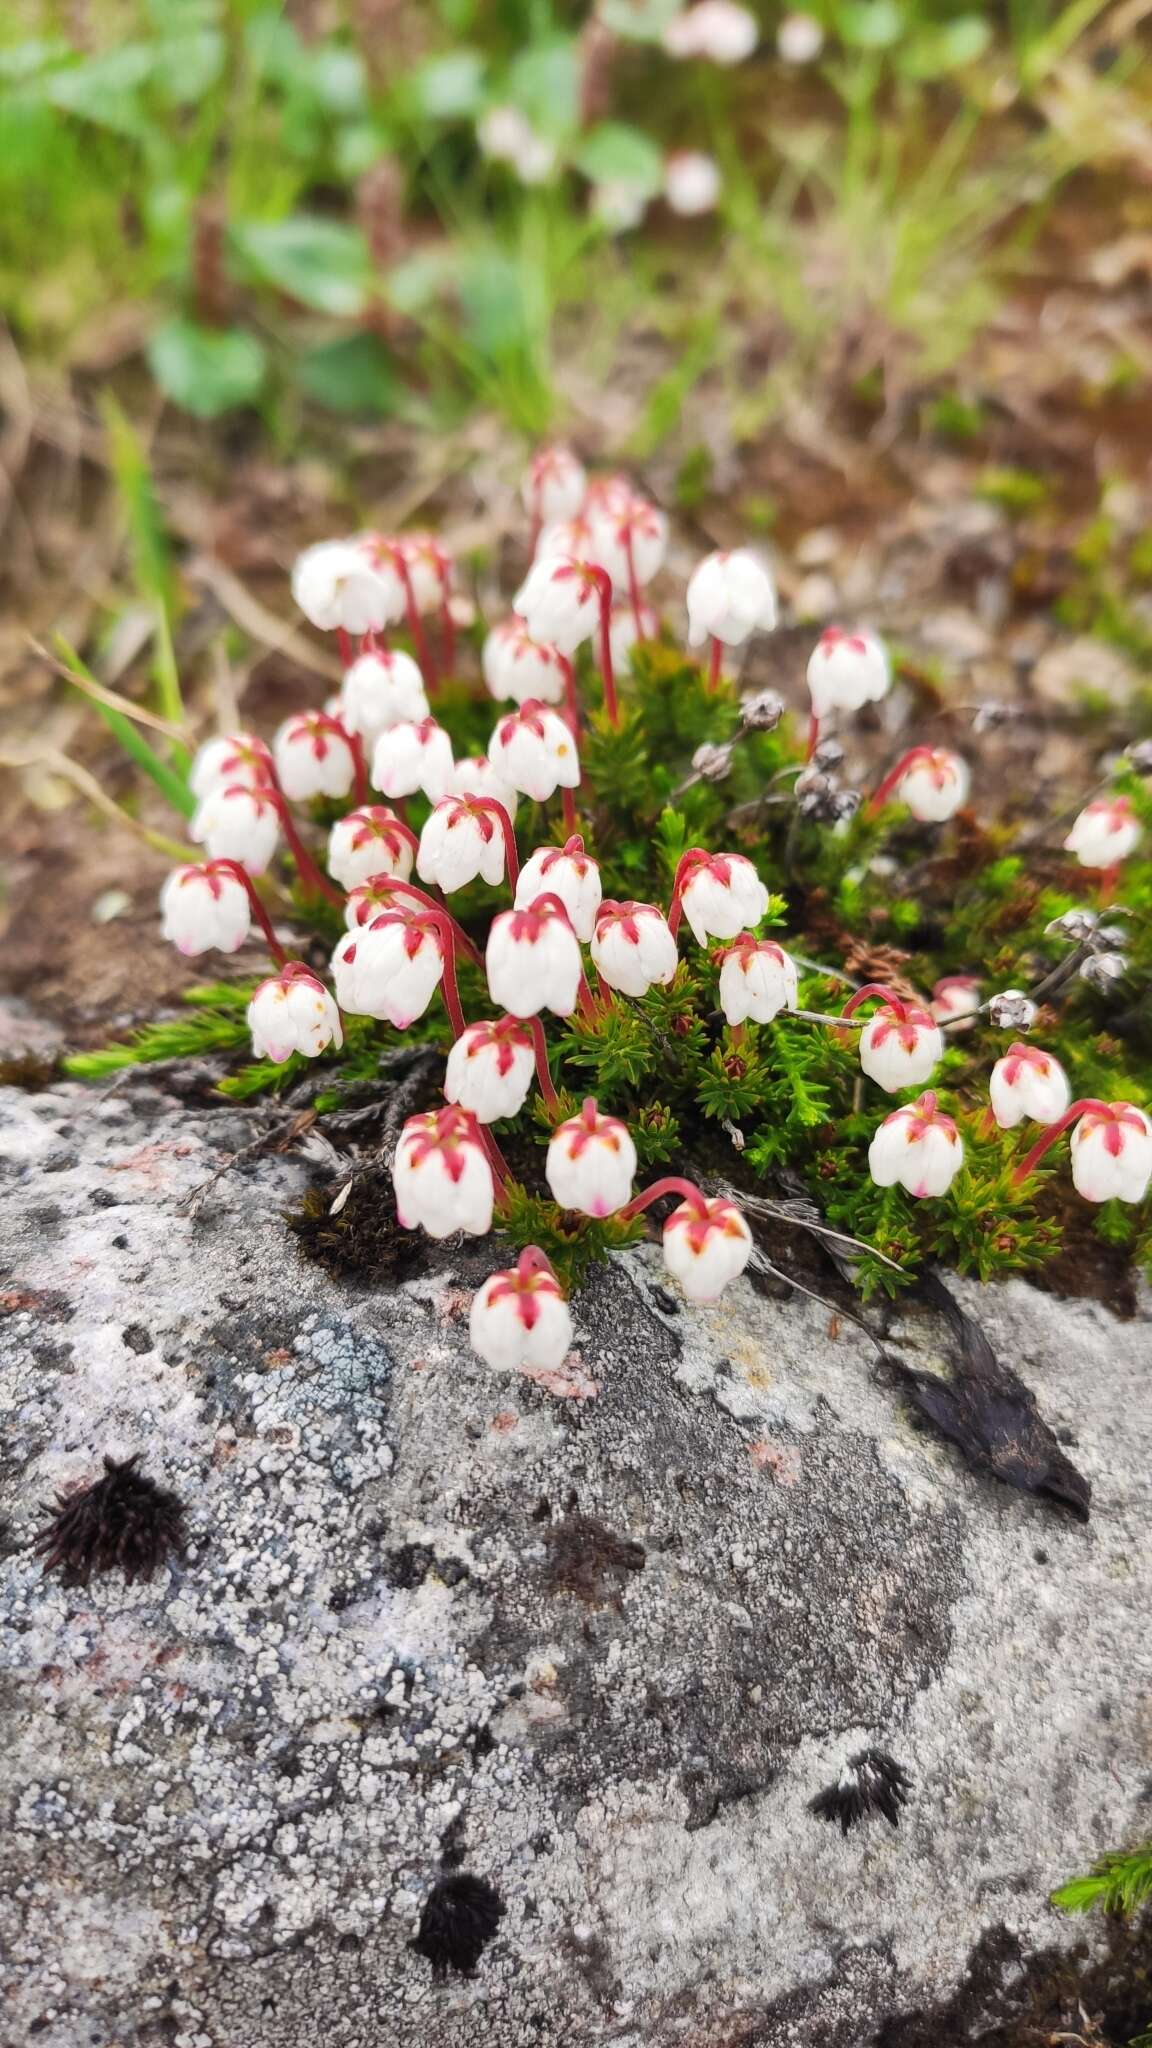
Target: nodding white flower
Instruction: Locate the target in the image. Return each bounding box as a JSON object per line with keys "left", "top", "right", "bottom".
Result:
{"left": 546, "top": 1098, "right": 637, "bottom": 1217}
{"left": 1070, "top": 1102, "right": 1152, "bottom": 1204}
{"left": 858, "top": 1000, "right": 943, "bottom": 1093}
{"left": 470, "top": 1253, "right": 573, "bottom": 1374}
{"left": 450, "top": 755, "right": 520, "bottom": 822}
{"left": 535, "top": 512, "right": 596, "bottom": 564}
{"left": 160, "top": 863, "right": 251, "bottom": 956}
{"left": 777, "top": 11, "right": 824, "bottom": 61}
{"left": 1063, "top": 796, "right": 1142, "bottom": 870}
{"left": 663, "top": 1, "right": 759, "bottom": 63}
{"left": 191, "top": 783, "right": 280, "bottom": 875}
{"left": 609, "top": 603, "right": 660, "bottom": 673}
{"left": 990, "top": 1044, "right": 1071, "bottom": 1130}
{"left": 331, "top": 912, "right": 443, "bottom": 1027}
{"left": 482, "top": 619, "right": 569, "bottom": 707}
{"left": 663, "top": 1194, "right": 752, "bottom": 1302}
{"left": 486, "top": 897, "right": 585, "bottom": 1018}
{"left": 868, "top": 1092, "right": 964, "bottom": 1198}
{"left": 899, "top": 749, "right": 971, "bottom": 823}
{"left": 591, "top": 900, "right": 678, "bottom": 997}
{"left": 806, "top": 627, "right": 891, "bottom": 717}
{"left": 291, "top": 538, "right": 401, "bottom": 635}
{"left": 395, "top": 532, "right": 452, "bottom": 613}
{"left": 478, "top": 105, "right": 557, "bottom": 184}
{"left": 592, "top": 180, "right": 649, "bottom": 234}
{"left": 444, "top": 1017, "right": 536, "bottom": 1124}
{"left": 515, "top": 837, "right": 602, "bottom": 942}
{"left": 686, "top": 549, "right": 778, "bottom": 648}
{"left": 930, "top": 975, "right": 981, "bottom": 1028}
{"left": 522, "top": 446, "right": 587, "bottom": 527}
{"left": 664, "top": 150, "right": 722, "bottom": 216}
{"left": 189, "top": 732, "right": 273, "bottom": 801}
{"left": 675, "top": 848, "right": 770, "bottom": 946}
{"left": 371, "top": 716, "right": 454, "bottom": 802}
{"left": 490, "top": 699, "right": 581, "bottom": 802}
{"left": 717, "top": 935, "right": 798, "bottom": 1024}
{"left": 273, "top": 712, "right": 358, "bottom": 802}
{"left": 339, "top": 649, "right": 429, "bottom": 748}
{"left": 344, "top": 876, "right": 409, "bottom": 929}
{"left": 327, "top": 806, "right": 416, "bottom": 891}
{"left": 393, "top": 1104, "right": 494, "bottom": 1240}
{"left": 514, "top": 555, "right": 603, "bottom": 654}
{"left": 586, "top": 494, "right": 668, "bottom": 591}
{"left": 417, "top": 796, "right": 509, "bottom": 894}
{"left": 247, "top": 968, "right": 343, "bottom": 1065}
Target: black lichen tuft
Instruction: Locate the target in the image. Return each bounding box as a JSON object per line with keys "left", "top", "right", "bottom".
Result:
{"left": 410, "top": 1873, "right": 505, "bottom": 1976}
{"left": 809, "top": 1749, "right": 913, "bottom": 1835}
{"left": 34, "top": 1455, "right": 188, "bottom": 1586}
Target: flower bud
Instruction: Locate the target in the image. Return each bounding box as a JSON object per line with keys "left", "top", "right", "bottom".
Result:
{"left": 717, "top": 935, "right": 798, "bottom": 1024}
{"left": 1127, "top": 739, "right": 1152, "bottom": 775}
{"left": 930, "top": 975, "right": 980, "bottom": 1028}
{"left": 691, "top": 741, "right": 733, "bottom": 785}
{"left": 331, "top": 913, "right": 443, "bottom": 1027}
{"left": 546, "top": 1098, "right": 637, "bottom": 1217}
{"left": 490, "top": 699, "right": 581, "bottom": 803}
{"left": 486, "top": 898, "right": 585, "bottom": 1017}
{"left": 989, "top": 1044, "right": 1070, "bottom": 1130}
{"left": 514, "top": 555, "right": 602, "bottom": 654}
{"left": 740, "top": 689, "right": 785, "bottom": 732}
{"left": 1046, "top": 909, "right": 1098, "bottom": 944}
{"left": 515, "top": 838, "right": 602, "bottom": 941}
{"left": 686, "top": 549, "right": 777, "bottom": 648}
{"left": 987, "top": 988, "right": 1037, "bottom": 1031}
{"left": 1070, "top": 1102, "right": 1152, "bottom": 1204}
{"left": 676, "top": 848, "right": 769, "bottom": 947}
{"left": 327, "top": 806, "right": 415, "bottom": 891}
{"left": 1080, "top": 951, "right": 1128, "bottom": 990}
{"left": 868, "top": 1093, "right": 964, "bottom": 1198}
{"left": 591, "top": 900, "right": 678, "bottom": 997}
{"left": 393, "top": 1105, "right": 495, "bottom": 1239}
{"left": 663, "top": 1194, "right": 752, "bottom": 1301}
{"left": 417, "top": 796, "right": 508, "bottom": 894}
{"left": 371, "top": 716, "right": 454, "bottom": 802}
{"left": 291, "top": 538, "right": 402, "bottom": 635}
{"left": 247, "top": 969, "right": 343, "bottom": 1064}
{"left": 191, "top": 783, "right": 280, "bottom": 874}
{"left": 189, "top": 732, "right": 273, "bottom": 801}
{"left": 273, "top": 712, "right": 358, "bottom": 803}
{"left": 444, "top": 1018, "right": 536, "bottom": 1123}
{"left": 806, "top": 626, "right": 890, "bottom": 716}
{"left": 1063, "top": 796, "right": 1142, "bottom": 870}
{"left": 482, "top": 619, "right": 569, "bottom": 706}
{"left": 522, "top": 446, "right": 587, "bottom": 526}
{"left": 159, "top": 863, "right": 251, "bottom": 956}
{"left": 859, "top": 1002, "right": 943, "bottom": 1093}
{"left": 470, "top": 1255, "right": 573, "bottom": 1373}
{"left": 899, "top": 749, "right": 970, "bottom": 823}
{"left": 339, "top": 648, "right": 429, "bottom": 748}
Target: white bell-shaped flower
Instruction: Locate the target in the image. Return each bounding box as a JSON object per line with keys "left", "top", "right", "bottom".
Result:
{"left": 675, "top": 848, "right": 769, "bottom": 946}
{"left": 930, "top": 975, "right": 981, "bottom": 1028}
{"left": 858, "top": 999, "right": 943, "bottom": 1094}
{"left": 490, "top": 699, "right": 581, "bottom": 803}
{"left": 515, "top": 837, "right": 602, "bottom": 942}
{"left": 417, "top": 796, "right": 509, "bottom": 894}
{"left": 189, "top": 732, "right": 273, "bottom": 801}
{"left": 191, "top": 784, "right": 281, "bottom": 875}
{"left": 686, "top": 549, "right": 777, "bottom": 648}
{"left": 449, "top": 754, "right": 520, "bottom": 822}
{"left": 899, "top": 749, "right": 970, "bottom": 822}
{"left": 444, "top": 1018, "right": 537, "bottom": 1124}
{"left": 663, "top": 1194, "right": 752, "bottom": 1301}
{"left": 608, "top": 602, "right": 660, "bottom": 673}
{"left": 327, "top": 806, "right": 416, "bottom": 891}
{"left": 159, "top": 864, "right": 251, "bottom": 956}
{"left": 482, "top": 619, "right": 569, "bottom": 706}
{"left": 717, "top": 935, "right": 798, "bottom": 1024}
{"left": 273, "top": 712, "right": 358, "bottom": 803}
{"left": 395, "top": 532, "right": 452, "bottom": 613}
{"left": 664, "top": 150, "right": 722, "bottom": 216}
{"left": 339, "top": 648, "right": 429, "bottom": 749}
{"left": 868, "top": 1092, "right": 964, "bottom": 1198}
{"left": 1070, "top": 1102, "right": 1152, "bottom": 1203}
{"left": 371, "top": 716, "right": 454, "bottom": 802}
{"left": 470, "top": 1252, "right": 574, "bottom": 1373}
{"left": 331, "top": 912, "right": 443, "bottom": 1027}
{"left": 291, "top": 538, "right": 402, "bottom": 635}
{"left": 522, "top": 446, "right": 587, "bottom": 527}
{"left": 486, "top": 897, "right": 585, "bottom": 1018}
{"left": 806, "top": 626, "right": 890, "bottom": 717}
{"left": 1063, "top": 797, "right": 1142, "bottom": 870}
{"left": 546, "top": 1098, "right": 637, "bottom": 1217}
{"left": 989, "top": 1045, "right": 1071, "bottom": 1130}
{"left": 393, "top": 1104, "right": 495, "bottom": 1239}
{"left": 663, "top": 0, "right": 759, "bottom": 63}
{"left": 247, "top": 967, "right": 343, "bottom": 1064}
{"left": 591, "top": 901, "right": 678, "bottom": 997}
{"left": 514, "top": 555, "right": 602, "bottom": 654}
{"left": 586, "top": 494, "right": 668, "bottom": 592}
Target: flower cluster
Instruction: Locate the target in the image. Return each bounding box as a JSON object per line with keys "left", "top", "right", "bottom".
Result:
{"left": 156, "top": 446, "right": 1150, "bottom": 1381}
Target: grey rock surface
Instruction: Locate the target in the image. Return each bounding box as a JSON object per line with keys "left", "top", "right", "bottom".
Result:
{"left": 1, "top": 1074, "right": 1150, "bottom": 2048}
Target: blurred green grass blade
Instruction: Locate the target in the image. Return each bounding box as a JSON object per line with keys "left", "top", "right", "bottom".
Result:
{"left": 101, "top": 395, "right": 189, "bottom": 756}
{"left": 54, "top": 635, "right": 195, "bottom": 818}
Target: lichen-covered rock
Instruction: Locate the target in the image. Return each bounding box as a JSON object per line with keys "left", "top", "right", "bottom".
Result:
{"left": 1, "top": 1072, "right": 1149, "bottom": 2048}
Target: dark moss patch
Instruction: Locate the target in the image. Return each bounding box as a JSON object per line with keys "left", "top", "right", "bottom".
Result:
{"left": 874, "top": 1916, "right": 1152, "bottom": 2047}
{"left": 34, "top": 1454, "right": 187, "bottom": 1586}
{"left": 285, "top": 1166, "right": 426, "bottom": 1285}
{"left": 543, "top": 1509, "right": 646, "bottom": 1608}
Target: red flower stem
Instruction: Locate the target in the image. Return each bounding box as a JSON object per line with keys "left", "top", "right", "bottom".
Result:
{"left": 805, "top": 713, "right": 821, "bottom": 761}
{"left": 337, "top": 627, "right": 354, "bottom": 670}
{"left": 386, "top": 544, "right": 436, "bottom": 688}
{"left": 1012, "top": 1099, "right": 1111, "bottom": 1185}
{"left": 559, "top": 655, "right": 580, "bottom": 738}
{"left": 267, "top": 788, "right": 342, "bottom": 907}
{"left": 840, "top": 982, "right": 909, "bottom": 1024}
{"left": 618, "top": 1176, "right": 707, "bottom": 1223}
{"left": 591, "top": 566, "right": 619, "bottom": 726}
{"left": 866, "top": 747, "right": 935, "bottom": 817}
{"left": 209, "top": 860, "right": 289, "bottom": 966}
{"left": 367, "top": 879, "right": 483, "bottom": 969}
{"left": 528, "top": 1016, "right": 560, "bottom": 1110}
{"left": 624, "top": 528, "right": 645, "bottom": 638}
{"left": 349, "top": 732, "right": 369, "bottom": 807}
{"left": 481, "top": 1126, "right": 512, "bottom": 1186}
{"left": 438, "top": 559, "right": 456, "bottom": 676}
{"left": 562, "top": 786, "right": 577, "bottom": 832}
{"left": 708, "top": 638, "right": 723, "bottom": 692}
{"left": 666, "top": 846, "right": 708, "bottom": 940}
{"left": 426, "top": 911, "right": 466, "bottom": 1041}
{"left": 1097, "top": 863, "right": 1120, "bottom": 907}
{"left": 473, "top": 798, "right": 519, "bottom": 891}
